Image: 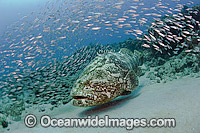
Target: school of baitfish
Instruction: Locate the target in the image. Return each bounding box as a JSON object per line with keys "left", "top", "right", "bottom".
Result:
{"left": 142, "top": 5, "right": 200, "bottom": 56}
{"left": 0, "top": 0, "right": 197, "bottom": 80}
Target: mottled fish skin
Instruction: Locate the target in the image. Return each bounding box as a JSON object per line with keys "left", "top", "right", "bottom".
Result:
{"left": 70, "top": 48, "right": 143, "bottom": 107}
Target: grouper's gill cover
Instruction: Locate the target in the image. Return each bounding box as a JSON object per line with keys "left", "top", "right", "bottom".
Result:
{"left": 70, "top": 48, "right": 143, "bottom": 107}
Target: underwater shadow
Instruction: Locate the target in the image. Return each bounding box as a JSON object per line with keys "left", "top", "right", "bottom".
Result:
{"left": 78, "top": 84, "right": 143, "bottom": 117}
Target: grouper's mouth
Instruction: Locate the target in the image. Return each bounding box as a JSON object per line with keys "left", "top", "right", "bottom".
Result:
{"left": 70, "top": 90, "right": 114, "bottom": 107}
{"left": 71, "top": 94, "right": 98, "bottom": 107}
{"left": 72, "top": 95, "right": 93, "bottom": 100}
{"left": 70, "top": 84, "right": 118, "bottom": 107}
{"left": 71, "top": 91, "right": 96, "bottom": 101}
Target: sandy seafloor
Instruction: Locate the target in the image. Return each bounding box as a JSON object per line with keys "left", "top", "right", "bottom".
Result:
{"left": 2, "top": 73, "right": 200, "bottom": 133}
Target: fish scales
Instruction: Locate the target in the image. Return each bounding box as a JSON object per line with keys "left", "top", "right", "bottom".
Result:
{"left": 70, "top": 48, "right": 143, "bottom": 107}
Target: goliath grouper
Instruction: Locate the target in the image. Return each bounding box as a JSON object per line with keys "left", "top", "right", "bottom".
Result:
{"left": 70, "top": 48, "right": 143, "bottom": 107}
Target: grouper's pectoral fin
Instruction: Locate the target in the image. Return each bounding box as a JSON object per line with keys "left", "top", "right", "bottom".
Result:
{"left": 135, "top": 67, "right": 142, "bottom": 76}
{"left": 124, "top": 70, "right": 139, "bottom": 91}
{"left": 120, "top": 90, "right": 131, "bottom": 96}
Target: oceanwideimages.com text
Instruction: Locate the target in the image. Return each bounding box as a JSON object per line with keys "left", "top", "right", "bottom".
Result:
{"left": 24, "top": 114, "right": 176, "bottom": 130}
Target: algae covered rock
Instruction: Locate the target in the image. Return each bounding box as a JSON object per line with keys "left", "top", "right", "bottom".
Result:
{"left": 145, "top": 52, "right": 200, "bottom": 83}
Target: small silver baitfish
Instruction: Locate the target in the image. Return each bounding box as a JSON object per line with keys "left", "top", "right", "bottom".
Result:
{"left": 70, "top": 48, "right": 143, "bottom": 107}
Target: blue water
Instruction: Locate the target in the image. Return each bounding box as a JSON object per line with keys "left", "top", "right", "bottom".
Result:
{"left": 0, "top": 0, "right": 199, "bottom": 75}
{"left": 0, "top": 0, "right": 199, "bottom": 84}
{"left": 0, "top": 0, "right": 199, "bottom": 79}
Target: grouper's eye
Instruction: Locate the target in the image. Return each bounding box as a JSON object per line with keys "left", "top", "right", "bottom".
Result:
{"left": 79, "top": 82, "right": 84, "bottom": 87}
{"left": 83, "top": 80, "right": 89, "bottom": 86}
